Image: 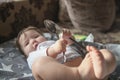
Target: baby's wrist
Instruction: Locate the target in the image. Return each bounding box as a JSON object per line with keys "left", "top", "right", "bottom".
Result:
{"left": 47, "top": 45, "right": 58, "bottom": 58}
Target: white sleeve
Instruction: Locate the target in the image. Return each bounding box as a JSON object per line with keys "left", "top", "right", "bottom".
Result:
{"left": 27, "top": 47, "right": 48, "bottom": 69}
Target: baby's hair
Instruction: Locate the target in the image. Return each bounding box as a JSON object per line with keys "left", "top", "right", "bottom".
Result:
{"left": 16, "top": 25, "right": 43, "bottom": 57}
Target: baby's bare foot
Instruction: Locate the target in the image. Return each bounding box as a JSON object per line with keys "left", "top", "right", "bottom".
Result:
{"left": 78, "top": 53, "right": 97, "bottom": 80}
{"left": 87, "top": 46, "right": 108, "bottom": 79}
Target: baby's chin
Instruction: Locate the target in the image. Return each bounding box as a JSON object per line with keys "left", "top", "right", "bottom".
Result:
{"left": 26, "top": 49, "right": 37, "bottom": 57}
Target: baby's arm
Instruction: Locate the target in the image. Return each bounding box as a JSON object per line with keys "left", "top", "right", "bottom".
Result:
{"left": 47, "top": 29, "right": 73, "bottom": 58}
{"left": 47, "top": 39, "right": 67, "bottom": 58}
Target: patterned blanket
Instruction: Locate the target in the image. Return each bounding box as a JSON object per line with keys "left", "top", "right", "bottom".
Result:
{"left": 0, "top": 34, "right": 120, "bottom": 80}
{"left": 0, "top": 39, "right": 34, "bottom": 80}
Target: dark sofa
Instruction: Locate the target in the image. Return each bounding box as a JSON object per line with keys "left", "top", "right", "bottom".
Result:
{"left": 0, "top": 0, "right": 120, "bottom": 44}
{"left": 0, "top": 0, "right": 59, "bottom": 43}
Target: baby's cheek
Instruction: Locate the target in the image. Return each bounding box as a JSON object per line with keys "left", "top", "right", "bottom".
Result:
{"left": 25, "top": 48, "right": 33, "bottom": 55}
{"left": 29, "top": 48, "right": 35, "bottom": 52}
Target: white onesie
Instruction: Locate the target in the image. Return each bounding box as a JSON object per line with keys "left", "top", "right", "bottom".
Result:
{"left": 27, "top": 40, "right": 80, "bottom": 69}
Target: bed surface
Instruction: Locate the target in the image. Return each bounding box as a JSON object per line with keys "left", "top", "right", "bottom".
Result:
{"left": 0, "top": 33, "right": 57, "bottom": 80}
{"left": 0, "top": 39, "right": 34, "bottom": 80}
{"left": 0, "top": 33, "right": 120, "bottom": 80}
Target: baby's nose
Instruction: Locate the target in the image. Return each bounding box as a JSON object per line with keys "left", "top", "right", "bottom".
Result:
{"left": 30, "top": 39, "right": 36, "bottom": 43}
{"left": 30, "top": 39, "right": 36, "bottom": 45}
{"left": 31, "top": 40, "right": 38, "bottom": 48}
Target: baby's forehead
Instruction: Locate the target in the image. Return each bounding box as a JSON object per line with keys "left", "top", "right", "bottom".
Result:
{"left": 19, "top": 32, "right": 27, "bottom": 42}
{"left": 23, "top": 29, "right": 39, "bottom": 35}
{"left": 20, "top": 29, "right": 40, "bottom": 38}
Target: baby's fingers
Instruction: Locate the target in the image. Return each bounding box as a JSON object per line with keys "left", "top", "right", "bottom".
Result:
{"left": 62, "top": 29, "right": 71, "bottom": 38}
{"left": 63, "top": 29, "right": 70, "bottom": 34}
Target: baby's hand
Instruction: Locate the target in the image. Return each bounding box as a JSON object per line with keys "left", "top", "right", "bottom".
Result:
{"left": 59, "top": 29, "right": 72, "bottom": 39}
{"left": 53, "top": 39, "right": 67, "bottom": 54}
{"left": 59, "top": 29, "right": 74, "bottom": 45}
{"left": 47, "top": 39, "right": 67, "bottom": 58}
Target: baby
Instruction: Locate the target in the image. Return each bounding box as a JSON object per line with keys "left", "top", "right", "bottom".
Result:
{"left": 16, "top": 26, "right": 116, "bottom": 80}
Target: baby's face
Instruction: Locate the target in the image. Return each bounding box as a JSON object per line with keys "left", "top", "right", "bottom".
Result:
{"left": 19, "top": 30, "right": 47, "bottom": 56}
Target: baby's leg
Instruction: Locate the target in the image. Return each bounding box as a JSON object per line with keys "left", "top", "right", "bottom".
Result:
{"left": 100, "top": 49, "right": 116, "bottom": 75}
{"left": 32, "top": 56, "right": 80, "bottom": 80}
{"left": 87, "top": 46, "right": 107, "bottom": 79}
{"left": 87, "top": 46, "right": 116, "bottom": 79}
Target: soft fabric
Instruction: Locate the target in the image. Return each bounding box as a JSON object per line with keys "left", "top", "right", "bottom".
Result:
{"left": 0, "top": 39, "right": 34, "bottom": 80}
{"left": 0, "top": 37, "right": 120, "bottom": 79}
{"left": 0, "top": 33, "right": 57, "bottom": 79}
{"left": 59, "top": 0, "right": 70, "bottom": 23}
{"left": 27, "top": 41, "right": 54, "bottom": 69}
{"left": 63, "top": 0, "right": 116, "bottom": 32}
{"left": 27, "top": 40, "right": 81, "bottom": 69}
{"left": 0, "top": 0, "right": 59, "bottom": 43}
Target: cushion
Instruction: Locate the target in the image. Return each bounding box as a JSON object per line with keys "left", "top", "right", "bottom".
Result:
{"left": 0, "top": 0, "right": 59, "bottom": 43}
{"left": 59, "top": 0, "right": 70, "bottom": 23}
{"left": 0, "top": 33, "right": 57, "bottom": 79}
{"left": 63, "top": 0, "right": 116, "bottom": 32}
{"left": 116, "top": 0, "right": 120, "bottom": 16}
{"left": 0, "top": 33, "right": 120, "bottom": 79}
{"left": 0, "top": 39, "right": 34, "bottom": 79}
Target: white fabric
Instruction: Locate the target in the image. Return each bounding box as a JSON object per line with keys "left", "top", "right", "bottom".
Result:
{"left": 27, "top": 40, "right": 54, "bottom": 69}
{"left": 27, "top": 40, "right": 80, "bottom": 69}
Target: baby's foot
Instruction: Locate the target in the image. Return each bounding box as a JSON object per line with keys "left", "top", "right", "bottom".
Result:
{"left": 78, "top": 53, "right": 96, "bottom": 80}
{"left": 59, "top": 29, "right": 74, "bottom": 45}
{"left": 87, "top": 46, "right": 108, "bottom": 79}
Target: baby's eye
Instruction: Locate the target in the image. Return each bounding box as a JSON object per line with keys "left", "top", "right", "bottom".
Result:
{"left": 25, "top": 41, "right": 29, "bottom": 46}
{"left": 33, "top": 35, "right": 39, "bottom": 38}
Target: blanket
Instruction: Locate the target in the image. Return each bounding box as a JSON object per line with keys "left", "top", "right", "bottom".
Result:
{"left": 0, "top": 33, "right": 120, "bottom": 80}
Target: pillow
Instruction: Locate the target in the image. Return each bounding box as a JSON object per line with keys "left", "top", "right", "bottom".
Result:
{"left": 0, "top": 39, "right": 34, "bottom": 80}
{"left": 63, "top": 0, "right": 116, "bottom": 32}
{"left": 59, "top": 0, "right": 71, "bottom": 23}
{"left": 0, "top": 33, "right": 57, "bottom": 79}
{"left": 0, "top": 34, "right": 120, "bottom": 80}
